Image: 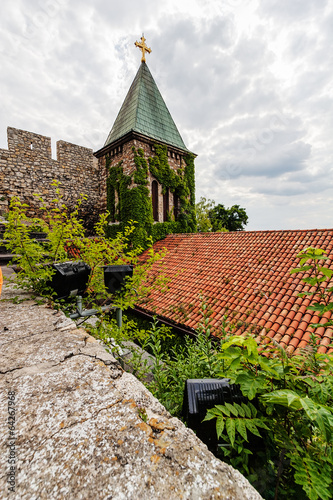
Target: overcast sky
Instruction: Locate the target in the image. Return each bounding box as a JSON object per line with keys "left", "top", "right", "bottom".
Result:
{"left": 1, "top": 0, "right": 332, "bottom": 231}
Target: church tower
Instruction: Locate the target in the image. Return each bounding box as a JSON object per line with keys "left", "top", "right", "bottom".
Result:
{"left": 94, "top": 37, "right": 196, "bottom": 245}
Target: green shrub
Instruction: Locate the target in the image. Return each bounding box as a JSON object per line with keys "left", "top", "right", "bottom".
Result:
{"left": 204, "top": 247, "right": 333, "bottom": 500}
{"left": 4, "top": 181, "right": 167, "bottom": 310}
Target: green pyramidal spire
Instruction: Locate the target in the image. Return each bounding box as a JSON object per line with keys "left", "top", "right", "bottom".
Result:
{"left": 104, "top": 62, "right": 188, "bottom": 151}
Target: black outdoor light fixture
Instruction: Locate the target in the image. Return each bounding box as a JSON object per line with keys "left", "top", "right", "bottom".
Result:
{"left": 48, "top": 261, "right": 133, "bottom": 327}
{"left": 182, "top": 379, "right": 246, "bottom": 452}
{"left": 103, "top": 265, "right": 133, "bottom": 294}
{"left": 50, "top": 261, "right": 91, "bottom": 300}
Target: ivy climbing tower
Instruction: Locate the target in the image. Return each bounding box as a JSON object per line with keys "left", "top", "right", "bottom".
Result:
{"left": 94, "top": 36, "right": 196, "bottom": 246}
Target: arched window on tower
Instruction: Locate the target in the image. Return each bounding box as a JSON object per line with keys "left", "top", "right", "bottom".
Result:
{"left": 163, "top": 188, "right": 169, "bottom": 222}
{"left": 174, "top": 194, "right": 179, "bottom": 221}
{"left": 152, "top": 180, "right": 159, "bottom": 222}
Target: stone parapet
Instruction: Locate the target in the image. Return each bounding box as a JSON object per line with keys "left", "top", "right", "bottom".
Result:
{"left": 0, "top": 278, "right": 262, "bottom": 500}
{"left": 0, "top": 127, "right": 104, "bottom": 232}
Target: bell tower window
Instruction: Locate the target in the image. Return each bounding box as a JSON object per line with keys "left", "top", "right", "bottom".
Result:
{"left": 152, "top": 180, "right": 159, "bottom": 222}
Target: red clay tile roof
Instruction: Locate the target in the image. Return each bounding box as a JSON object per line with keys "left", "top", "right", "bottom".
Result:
{"left": 137, "top": 229, "right": 333, "bottom": 355}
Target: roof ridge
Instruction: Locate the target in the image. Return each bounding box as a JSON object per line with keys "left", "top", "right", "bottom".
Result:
{"left": 162, "top": 228, "right": 333, "bottom": 237}
{"left": 133, "top": 62, "right": 143, "bottom": 133}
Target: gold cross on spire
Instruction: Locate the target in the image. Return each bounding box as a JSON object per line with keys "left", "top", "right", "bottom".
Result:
{"left": 134, "top": 35, "right": 152, "bottom": 63}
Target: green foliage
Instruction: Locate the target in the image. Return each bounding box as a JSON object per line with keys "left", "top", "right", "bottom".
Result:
{"left": 203, "top": 247, "right": 333, "bottom": 500}
{"left": 148, "top": 145, "right": 196, "bottom": 234}
{"left": 71, "top": 219, "right": 167, "bottom": 308}
{"left": 209, "top": 203, "right": 248, "bottom": 232}
{"left": 90, "top": 303, "right": 223, "bottom": 416}
{"left": 90, "top": 246, "right": 333, "bottom": 500}
{"left": 195, "top": 197, "right": 248, "bottom": 232}
{"left": 262, "top": 390, "right": 333, "bottom": 442}
{"left": 150, "top": 221, "right": 183, "bottom": 241}
{"left": 206, "top": 335, "right": 333, "bottom": 498}
{"left": 4, "top": 181, "right": 86, "bottom": 294}
{"left": 106, "top": 144, "right": 196, "bottom": 248}
{"left": 195, "top": 197, "right": 214, "bottom": 232}
{"left": 204, "top": 400, "right": 268, "bottom": 443}
{"left": 4, "top": 182, "right": 167, "bottom": 310}
{"left": 184, "top": 152, "right": 196, "bottom": 206}
{"left": 87, "top": 315, "right": 177, "bottom": 387}
{"left": 290, "top": 247, "right": 333, "bottom": 328}
{"left": 148, "top": 144, "right": 181, "bottom": 194}
{"left": 13, "top": 210, "right": 327, "bottom": 500}
{"left": 137, "top": 405, "right": 148, "bottom": 422}
{"left": 106, "top": 155, "right": 153, "bottom": 248}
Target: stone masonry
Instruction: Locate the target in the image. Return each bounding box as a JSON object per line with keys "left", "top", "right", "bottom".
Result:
{"left": 0, "top": 127, "right": 104, "bottom": 231}
{"left": 0, "top": 277, "right": 262, "bottom": 500}
{"left": 0, "top": 127, "right": 185, "bottom": 229}
{"left": 97, "top": 135, "right": 185, "bottom": 223}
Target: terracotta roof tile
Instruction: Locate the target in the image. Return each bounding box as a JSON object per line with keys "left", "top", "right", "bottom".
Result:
{"left": 289, "top": 337, "right": 300, "bottom": 350}
{"left": 271, "top": 323, "right": 281, "bottom": 333}
{"left": 139, "top": 230, "right": 333, "bottom": 355}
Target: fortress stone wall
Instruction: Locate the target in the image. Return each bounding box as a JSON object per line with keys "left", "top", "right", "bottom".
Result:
{"left": 0, "top": 127, "right": 106, "bottom": 231}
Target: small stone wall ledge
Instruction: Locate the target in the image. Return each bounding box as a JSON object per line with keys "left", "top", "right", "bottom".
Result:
{"left": 0, "top": 281, "right": 262, "bottom": 500}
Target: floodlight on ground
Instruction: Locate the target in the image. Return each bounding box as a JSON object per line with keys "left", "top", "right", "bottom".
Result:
{"left": 63, "top": 264, "right": 134, "bottom": 327}
{"left": 182, "top": 379, "right": 246, "bottom": 452}
{"left": 50, "top": 261, "right": 91, "bottom": 300}
{"left": 103, "top": 265, "right": 133, "bottom": 294}
{"left": 47, "top": 262, "right": 134, "bottom": 327}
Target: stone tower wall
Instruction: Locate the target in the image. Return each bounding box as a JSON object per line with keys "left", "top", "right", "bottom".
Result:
{"left": 99, "top": 137, "right": 186, "bottom": 223}
{"left": 0, "top": 127, "right": 106, "bottom": 231}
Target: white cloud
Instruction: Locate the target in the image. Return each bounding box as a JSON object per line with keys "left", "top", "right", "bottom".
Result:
{"left": 0, "top": 0, "right": 333, "bottom": 231}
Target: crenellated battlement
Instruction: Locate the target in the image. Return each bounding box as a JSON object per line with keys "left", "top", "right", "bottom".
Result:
{"left": 0, "top": 127, "right": 105, "bottom": 232}
{"left": 6, "top": 127, "right": 52, "bottom": 159}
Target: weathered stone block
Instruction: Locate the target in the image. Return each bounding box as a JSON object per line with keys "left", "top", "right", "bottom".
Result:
{"left": 0, "top": 280, "right": 262, "bottom": 500}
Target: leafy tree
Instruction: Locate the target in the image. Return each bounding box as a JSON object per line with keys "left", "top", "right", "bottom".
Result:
{"left": 195, "top": 197, "right": 248, "bottom": 232}
{"left": 195, "top": 197, "right": 214, "bottom": 232}
{"left": 209, "top": 204, "right": 248, "bottom": 232}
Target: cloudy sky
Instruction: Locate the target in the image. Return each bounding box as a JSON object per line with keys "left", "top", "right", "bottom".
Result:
{"left": 1, "top": 0, "right": 332, "bottom": 231}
